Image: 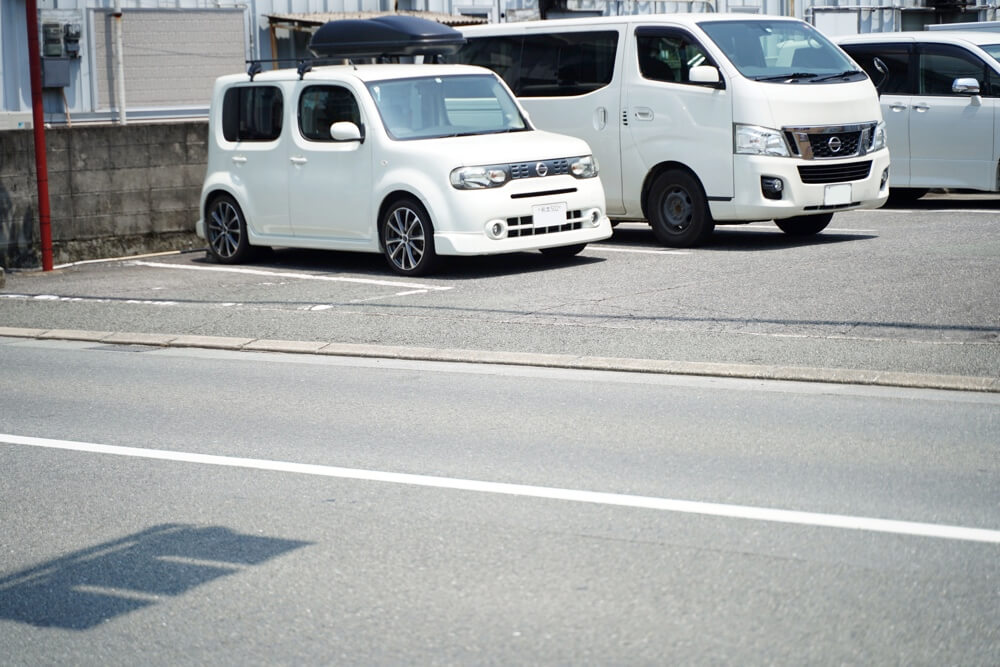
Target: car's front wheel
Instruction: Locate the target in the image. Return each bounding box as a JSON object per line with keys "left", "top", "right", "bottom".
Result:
{"left": 381, "top": 198, "right": 438, "bottom": 276}
{"left": 205, "top": 194, "right": 253, "bottom": 264}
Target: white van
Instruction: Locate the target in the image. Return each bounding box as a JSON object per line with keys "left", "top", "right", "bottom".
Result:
{"left": 197, "top": 17, "right": 611, "bottom": 276}
{"left": 837, "top": 31, "right": 1000, "bottom": 203}
{"left": 451, "top": 14, "right": 891, "bottom": 246}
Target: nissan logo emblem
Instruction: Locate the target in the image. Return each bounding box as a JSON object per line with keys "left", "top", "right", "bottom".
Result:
{"left": 536, "top": 162, "right": 548, "bottom": 177}
{"left": 827, "top": 136, "right": 843, "bottom": 153}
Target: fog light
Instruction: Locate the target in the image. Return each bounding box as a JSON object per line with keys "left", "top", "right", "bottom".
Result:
{"left": 880, "top": 167, "right": 889, "bottom": 190}
{"left": 761, "top": 176, "right": 783, "bottom": 200}
{"left": 486, "top": 219, "right": 507, "bottom": 240}
{"left": 587, "top": 208, "right": 602, "bottom": 227}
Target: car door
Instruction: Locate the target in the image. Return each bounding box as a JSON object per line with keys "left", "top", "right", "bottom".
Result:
{"left": 288, "top": 84, "right": 373, "bottom": 242}
{"left": 222, "top": 84, "right": 292, "bottom": 236}
{"left": 840, "top": 43, "right": 914, "bottom": 187}
{"left": 909, "top": 43, "right": 996, "bottom": 191}
{"left": 622, "top": 26, "right": 732, "bottom": 208}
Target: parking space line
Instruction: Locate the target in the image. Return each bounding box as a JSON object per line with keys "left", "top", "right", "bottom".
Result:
{"left": 4, "top": 433, "right": 998, "bottom": 545}
{"left": 131, "top": 261, "right": 453, "bottom": 292}
{"left": 590, "top": 245, "right": 691, "bottom": 255}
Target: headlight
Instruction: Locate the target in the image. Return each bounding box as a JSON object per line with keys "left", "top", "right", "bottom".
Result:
{"left": 734, "top": 124, "right": 790, "bottom": 157}
{"left": 570, "top": 155, "right": 599, "bottom": 179}
{"left": 450, "top": 165, "right": 510, "bottom": 189}
{"left": 870, "top": 121, "right": 887, "bottom": 152}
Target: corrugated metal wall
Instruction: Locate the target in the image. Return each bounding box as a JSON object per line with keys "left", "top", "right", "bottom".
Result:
{"left": 92, "top": 9, "right": 245, "bottom": 109}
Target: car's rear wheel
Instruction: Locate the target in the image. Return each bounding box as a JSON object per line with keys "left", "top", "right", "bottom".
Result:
{"left": 540, "top": 243, "right": 586, "bottom": 258}
{"left": 774, "top": 213, "right": 833, "bottom": 236}
{"left": 206, "top": 194, "right": 253, "bottom": 264}
{"left": 381, "top": 198, "right": 438, "bottom": 276}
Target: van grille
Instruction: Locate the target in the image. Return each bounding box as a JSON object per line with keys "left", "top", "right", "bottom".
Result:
{"left": 507, "top": 210, "right": 584, "bottom": 237}
{"left": 784, "top": 122, "right": 876, "bottom": 160}
{"left": 797, "top": 161, "right": 872, "bottom": 184}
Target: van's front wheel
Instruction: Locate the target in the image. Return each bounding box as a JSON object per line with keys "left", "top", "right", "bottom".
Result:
{"left": 647, "top": 170, "right": 714, "bottom": 247}
{"left": 381, "top": 198, "right": 438, "bottom": 276}
{"left": 774, "top": 213, "right": 833, "bottom": 236}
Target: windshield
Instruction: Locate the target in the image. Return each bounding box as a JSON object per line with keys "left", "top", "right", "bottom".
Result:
{"left": 981, "top": 43, "right": 1000, "bottom": 64}
{"left": 699, "top": 20, "right": 864, "bottom": 82}
{"left": 367, "top": 74, "right": 529, "bottom": 140}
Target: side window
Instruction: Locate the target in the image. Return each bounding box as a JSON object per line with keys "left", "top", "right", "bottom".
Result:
{"left": 518, "top": 31, "right": 618, "bottom": 97}
{"left": 221, "top": 85, "right": 283, "bottom": 142}
{"left": 840, "top": 44, "right": 911, "bottom": 95}
{"left": 449, "top": 36, "right": 521, "bottom": 92}
{"left": 918, "top": 44, "right": 989, "bottom": 96}
{"left": 298, "top": 85, "right": 363, "bottom": 141}
{"left": 636, "top": 28, "right": 717, "bottom": 85}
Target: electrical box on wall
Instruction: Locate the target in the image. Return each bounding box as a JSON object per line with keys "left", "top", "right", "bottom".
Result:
{"left": 39, "top": 10, "right": 84, "bottom": 59}
{"left": 42, "top": 57, "right": 71, "bottom": 88}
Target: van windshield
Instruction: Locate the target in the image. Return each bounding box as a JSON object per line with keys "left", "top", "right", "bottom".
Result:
{"left": 699, "top": 20, "right": 864, "bottom": 82}
{"left": 367, "top": 73, "right": 529, "bottom": 140}
{"left": 981, "top": 43, "right": 1000, "bottom": 64}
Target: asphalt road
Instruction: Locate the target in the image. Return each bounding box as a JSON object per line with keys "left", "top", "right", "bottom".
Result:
{"left": 1, "top": 200, "right": 998, "bottom": 384}
{"left": 1, "top": 338, "right": 998, "bottom": 664}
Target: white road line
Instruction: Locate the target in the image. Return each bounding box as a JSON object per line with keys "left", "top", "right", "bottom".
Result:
{"left": 130, "top": 261, "right": 453, "bottom": 292}
{"left": 3, "top": 433, "right": 998, "bottom": 545}
{"left": 591, "top": 245, "right": 691, "bottom": 255}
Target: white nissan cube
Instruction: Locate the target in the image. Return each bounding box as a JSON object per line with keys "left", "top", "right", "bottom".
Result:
{"left": 196, "top": 17, "right": 611, "bottom": 276}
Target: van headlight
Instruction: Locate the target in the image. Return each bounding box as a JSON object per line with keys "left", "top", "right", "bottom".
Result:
{"left": 870, "top": 121, "right": 887, "bottom": 152}
{"left": 450, "top": 165, "right": 510, "bottom": 189}
{"left": 570, "top": 155, "right": 599, "bottom": 178}
{"left": 735, "top": 124, "right": 790, "bottom": 157}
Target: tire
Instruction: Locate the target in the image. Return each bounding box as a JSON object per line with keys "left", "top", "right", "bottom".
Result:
{"left": 886, "top": 188, "right": 928, "bottom": 206}
{"left": 647, "top": 169, "right": 714, "bottom": 247}
{"left": 774, "top": 213, "right": 833, "bottom": 236}
{"left": 540, "top": 243, "right": 586, "bottom": 258}
{"left": 205, "top": 194, "right": 253, "bottom": 264}
{"left": 381, "top": 198, "right": 438, "bottom": 276}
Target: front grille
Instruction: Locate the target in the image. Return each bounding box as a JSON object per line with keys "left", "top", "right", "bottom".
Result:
{"left": 798, "top": 161, "right": 871, "bottom": 185}
{"left": 808, "top": 131, "right": 861, "bottom": 158}
{"left": 507, "top": 210, "right": 584, "bottom": 237}
{"left": 510, "top": 159, "right": 571, "bottom": 179}
{"left": 784, "top": 122, "right": 876, "bottom": 160}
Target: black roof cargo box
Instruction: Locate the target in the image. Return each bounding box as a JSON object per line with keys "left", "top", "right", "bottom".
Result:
{"left": 308, "top": 15, "right": 466, "bottom": 58}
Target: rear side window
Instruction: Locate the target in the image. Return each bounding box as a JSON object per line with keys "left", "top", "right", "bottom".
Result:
{"left": 636, "top": 28, "right": 718, "bottom": 84}
{"left": 221, "top": 86, "right": 283, "bottom": 142}
{"left": 298, "top": 85, "right": 363, "bottom": 141}
{"left": 451, "top": 31, "right": 618, "bottom": 97}
{"left": 840, "top": 44, "right": 911, "bottom": 94}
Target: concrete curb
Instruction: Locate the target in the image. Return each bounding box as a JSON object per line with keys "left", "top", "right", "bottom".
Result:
{"left": 1, "top": 326, "right": 997, "bottom": 393}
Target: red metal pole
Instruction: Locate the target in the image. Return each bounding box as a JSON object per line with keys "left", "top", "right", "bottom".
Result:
{"left": 25, "top": 0, "right": 54, "bottom": 271}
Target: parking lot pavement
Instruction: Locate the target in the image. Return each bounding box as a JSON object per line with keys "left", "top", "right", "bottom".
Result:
{"left": 1, "top": 205, "right": 998, "bottom": 388}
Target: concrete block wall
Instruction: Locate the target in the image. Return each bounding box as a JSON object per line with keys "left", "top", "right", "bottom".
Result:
{"left": 0, "top": 122, "right": 205, "bottom": 269}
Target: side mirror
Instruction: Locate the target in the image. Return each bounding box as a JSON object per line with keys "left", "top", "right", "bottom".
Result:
{"left": 952, "top": 77, "right": 981, "bottom": 95}
{"left": 689, "top": 65, "right": 722, "bottom": 87}
{"left": 330, "top": 121, "right": 362, "bottom": 142}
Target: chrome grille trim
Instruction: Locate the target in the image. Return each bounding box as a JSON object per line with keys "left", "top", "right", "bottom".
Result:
{"left": 784, "top": 122, "right": 878, "bottom": 160}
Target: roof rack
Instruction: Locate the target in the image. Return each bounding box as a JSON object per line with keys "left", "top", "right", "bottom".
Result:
{"left": 308, "top": 15, "right": 466, "bottom": 59}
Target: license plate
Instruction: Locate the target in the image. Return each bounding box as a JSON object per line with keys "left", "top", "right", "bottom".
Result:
{"left": 824, "top": 183, "right": 852, "bottom": 206}
{"left": 532, "top": 202, "right": 567, "bottom": 228}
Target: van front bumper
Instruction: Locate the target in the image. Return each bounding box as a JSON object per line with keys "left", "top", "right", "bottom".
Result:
{"left": 711, "top": 150, "right": 890, "bottom": 221}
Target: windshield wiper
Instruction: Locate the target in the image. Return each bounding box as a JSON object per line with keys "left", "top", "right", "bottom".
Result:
{"left": 754, "top": 72, "right": 818, "bottom": 82}
{"left": 812, "top": 70, "right": 865, "bottom": 82}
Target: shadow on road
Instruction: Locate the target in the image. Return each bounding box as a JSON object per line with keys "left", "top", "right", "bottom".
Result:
{"left": 606, "top": 223, "right": 875, "bottom": 251}
{"left": 0, "top": 524, "right": 311, "bottom": 630}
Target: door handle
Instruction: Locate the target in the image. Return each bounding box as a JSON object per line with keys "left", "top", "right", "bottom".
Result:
{"left": 594, "top": 106, "right": 607, "bottom": 130}
{"left": 634, "top": 107, "right": 654, "bottom": 121}
{"left": 231, "top": 156, "right": 247, "bottom": 164}
{"left": 290, "top": 156, "right": 308, "bottom": 165}
{"left": 912, "top": 104, "right": 930, "bottom": 112}
{"left": 888, "top": 104, "right": 907, "bottom": 112}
